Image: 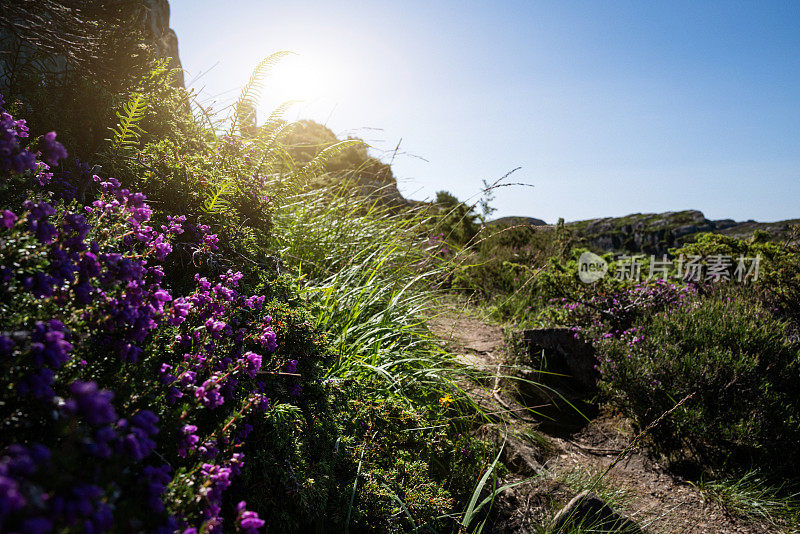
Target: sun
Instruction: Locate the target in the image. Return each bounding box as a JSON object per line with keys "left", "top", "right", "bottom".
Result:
{"left": 268, "top": 53, "right": 335, "bottom": 103}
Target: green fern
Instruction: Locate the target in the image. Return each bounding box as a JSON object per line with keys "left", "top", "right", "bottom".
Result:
{"left": 227, "top": 51, "right": 294, "bottom": 138}
{"left": 261, "top": 100, "right": 299, "bottom": 129}
{"left": 108, "top": 93, "right": 148, "bottom": 152}
{"left": 202, "top": 180, "right": 234, "bottom": 215}
{"left": 295, "top": 139, "right": 363, "bottom": 181}
{"left": 247, "top": 120, "right": 295, "bottom": 174}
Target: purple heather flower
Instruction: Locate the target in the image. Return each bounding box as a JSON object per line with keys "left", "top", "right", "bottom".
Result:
{"left": 38, "top": 131, "right": 67, "bottom": 166}
{"left": 153, "top": 289, "right": 172, "bottom": 302}
{"left": 65, "top": 381, "right": 117, "bottom": 426}
{"left": 259, "top": 326, "right": 277, "bottom": 352}
{"left": 203, "top": 233, "right": 219, "bottom": 251}
{"left": 178, "top": 424, "right": 200, "bottom": 458}
{"left": 196, "top": 378, "right": 224, "bottom": 408}
{"left": 0, "top": 475, "right": 26, "bottom": 513}
{"left": 150, "top": 235, "right": 173, "bottom": 261}
{"left": 244, "top": 352, "right": 262, "bottom": 378}
{"left": 0, "top": 335, "right": 14, "bottom": 355}
{"left": 29, "top": 320, "right": 73, "bottom": 368}
{"left": 236, "top": 501, "right": 265, "bottom": 533}
{"left": 17, "top": 367, "right": 55, "bottom": 399}
{"left": 204, "top": 319, "right": 226, "bottom": 333}
{"left": 0, "top": 209, "right": 17, "bottom": 229}
{"left": 143, "top": 464, "right": 172, "bottom": 512}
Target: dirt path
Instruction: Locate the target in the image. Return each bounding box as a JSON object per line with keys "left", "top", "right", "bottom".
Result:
{"left": 428, "top": 300, "right": 784, "bottom": 534}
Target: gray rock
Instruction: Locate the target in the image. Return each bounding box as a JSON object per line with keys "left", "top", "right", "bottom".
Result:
{"left": 134, "top": 0, "right": 185, "bottom": 87}
{"left": 550, "top": 490, "right": 642, "bottom": 533}
{"left": 521, "top": 328, "right": 597, "bottom": 391}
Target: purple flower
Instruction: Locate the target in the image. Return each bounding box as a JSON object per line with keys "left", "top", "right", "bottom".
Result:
{"left": 179, "top": 370, "right": 197, "bottom": 387}
{"left": 259, "top": 326, "right": 277, "bottom": 352}
{"left": 0, "top": 107, "right": 37, "bottom": 173}
{"left": 0, "top": 335, "right": 14, "bottom": 355}
{"left": 244, "top": 352, "right": 262, "bottom": 378}
{"left": 195, "top": 378, "right": 224, "bottom": 408}
{"left": 38, "top": 131, "right": 68, "bottom": 166}
{"left": 0, "top": 209, "right": 17, "bottom": 229}
{"left": 153, "top": 289, "right": 172, "bottom": 303}
{"left": 204, "top": 319, "right": 226, "bottom": 333}
{"left": 17, "top": 367, "right": 55, "bottom": 399}
{"left": 150, "top": 235, "right": 173, "bottom": 261}
{"left": 200, "top": 463, "right": 232, "bottom": 500}
{"left": 65, "top": 381, "right": 117, "bottom": 426}
{"left": 143, "top": 464, "right": 172, "bottom": 512}
{"left": 236, "top": 501, "right": 265, "bottom": 533}
{"left": 24, "top": 200, "right": 58, "bottom": 243}
{"left": 178, "top": 424, "right": 200, "bottom": 458}
{"left": 0, "top": 475, "right": 26, "bottom": 513}
{"left": 203, "top": 233, "right": 219, "bottom": 251}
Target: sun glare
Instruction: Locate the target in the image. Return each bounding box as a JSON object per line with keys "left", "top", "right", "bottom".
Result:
{"left": 268, "top": 53, "right": 336, "bottom": 103}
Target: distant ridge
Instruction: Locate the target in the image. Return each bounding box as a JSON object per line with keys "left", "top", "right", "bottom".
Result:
{"left": 563, "top": 210, "right": 799, "bottom": 255}
{"left": 279, "top": 122, "right": 797, "bottom": 254}
{"left": 488, "top": 216, "right": 549, "bottom": 227}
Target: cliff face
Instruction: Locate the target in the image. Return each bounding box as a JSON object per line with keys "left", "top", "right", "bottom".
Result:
{"left": 0, "top": 0, "right": 184, "bottom": 89}
{"left": 136, "top": 0, "right": 184, "bottom": 87}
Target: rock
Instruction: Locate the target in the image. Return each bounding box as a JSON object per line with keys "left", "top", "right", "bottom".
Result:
{"left": 550, "top": 490, "right": 642, "bottom": 533}
{"left": 134, "top": 0, "right": 185, "bottom": 87}
{"left": 521, "top": 328, "right": 597, "bottom": 391}
{"left": 565, "top": 210, "right": 800, "bottom": 255}
{"left": 0, "top": 1, "right": 184, "bottom": 89}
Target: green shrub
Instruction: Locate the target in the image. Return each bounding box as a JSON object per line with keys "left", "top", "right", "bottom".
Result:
{"left": 597, "top": 291, "right": 800, "bottom": 474}
{"left": 673, "top": 231, "right": 800, "bottom": 321}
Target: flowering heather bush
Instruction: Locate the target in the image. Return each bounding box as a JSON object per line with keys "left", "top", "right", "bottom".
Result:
{"left": 0, "top": 98, "right": 315, "bottom": 531}
{"left": 548, "top": 272, "right": 800, "bottom": 475}
{"left": 546, "top": 278, "right": 698, "bottom": 345}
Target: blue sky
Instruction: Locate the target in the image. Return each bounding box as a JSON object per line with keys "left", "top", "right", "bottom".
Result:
{"left": 170, "top": 1, "right": 800, "bottom": 223}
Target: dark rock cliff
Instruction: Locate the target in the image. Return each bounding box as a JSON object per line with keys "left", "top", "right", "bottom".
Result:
{"left": 136, "top": 0, "right": 184, "bottom": 87}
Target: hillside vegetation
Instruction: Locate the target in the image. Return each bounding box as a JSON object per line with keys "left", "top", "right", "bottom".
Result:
{"left": 2, "top": 5, "right": 800, "bottom": 533}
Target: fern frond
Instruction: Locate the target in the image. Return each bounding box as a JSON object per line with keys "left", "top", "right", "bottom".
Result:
{"left": 108, "top": 92, "right": 148, "bottom": 152}
{"left": 262, "top": 100, "right": 299, "bottom": 129}
{"left": 247, "top": 121, "right": 294, "bottom": 174}
{"left": 203, "top": 180, "right": 234, "bottom": 215}
{"left": 295, "top": 139, "right": 363, "bottom": 181}
{"left": 228, "top": 51, "right": 295, "bottom": 137}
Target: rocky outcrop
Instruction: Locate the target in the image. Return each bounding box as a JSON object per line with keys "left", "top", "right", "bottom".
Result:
{"left": 282, "top": 120, "right": 410, "bottom": 209}
{"left": 135, "top": 0, "right": 184, "bottom": 87}
{"left": 0, "top": 1, "right": 184, "bottom": 90}
{"left": 566, "top": 210, "right": 799, "bottom": 255}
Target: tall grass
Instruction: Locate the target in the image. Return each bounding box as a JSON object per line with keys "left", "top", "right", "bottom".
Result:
{"left": 695, "top": 470, "right": 800, "bottom": 527}
{"left": 269, "top": 175, "right": 467, "bottom": 395}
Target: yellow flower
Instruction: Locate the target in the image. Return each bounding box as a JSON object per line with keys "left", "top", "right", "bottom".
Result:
{"left": 439, "top": 394, "right": 453, "bottom": 406}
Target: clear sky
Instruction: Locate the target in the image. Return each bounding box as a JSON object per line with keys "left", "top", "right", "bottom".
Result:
{"left": 170, "top": 1, "right": 800, "bottom": 224}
